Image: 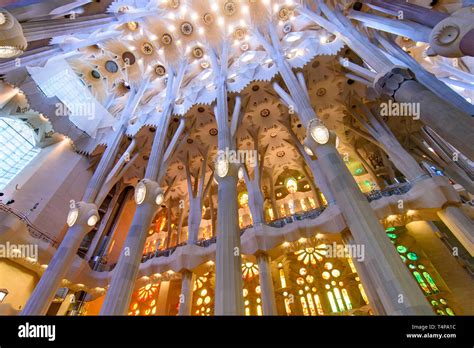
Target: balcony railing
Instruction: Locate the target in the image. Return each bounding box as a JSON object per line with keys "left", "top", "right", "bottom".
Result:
{"left": 364, "top": 183, "right": 413, "bottom": 203}
{"left": 0, "top": 203, "right": 59, "bottom": 248}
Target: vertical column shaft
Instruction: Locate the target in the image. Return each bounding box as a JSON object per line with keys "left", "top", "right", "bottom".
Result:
{"left": 178, "top": 270, "right": 194, "bottom": 316}
{"left": 256, "top": 253, "right": 278, "bottom": 315}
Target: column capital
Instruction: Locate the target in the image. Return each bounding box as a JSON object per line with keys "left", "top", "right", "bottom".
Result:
{"left": 373, "top": 67, "right": 415, "bottom": 98}
{"left": 134, "top": 179, "right": 164, "bottom": 206}
{"left": 67, "top": 201, "right": 99, "bottom": 231}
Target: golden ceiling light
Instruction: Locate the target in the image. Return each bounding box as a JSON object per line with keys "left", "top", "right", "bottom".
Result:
{"left": 161, "top": 33, "right": 173, "bottom": 45}
{"left": 180, "top": 21, "right": 193, "bottom": 35}
{"left": 223, "top": 0, "right": 237, "bottom": 16}
{"left": 141, "top": 42, "right": 154, "bottom": 55}
{"left": 233, "top": 27, "right": 246, "bottom": 41}
{"left": 127, "top": 21, "right": 139, "bottom": 31}
{"left": 0, "top": 9, "right": 27, "bottom": 59}
{"left": 192, "top": 46, "right": 204, "bottom": 58}
{"left": 169, "top": 0, "right": 180, "bottom": 9}
{"left": 155, "top": 65, "right": 166, "bottom": 76}
{"left": 202, "top": 12, "right": 214, "bottom": 26}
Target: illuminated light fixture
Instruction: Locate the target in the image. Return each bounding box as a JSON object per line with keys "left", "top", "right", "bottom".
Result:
{"left": 285, "top": 32, "right": 303, "bottom": 43}
{"left": 87, "top": 214, "right": 99, "bottom": 227}
{"left": 135, "top": 181, "right": 147, "bottom": 205}
{"left": 238, "top": 167, "right": 244, "bottom": 180}
{"left": 304, "top": 145, "right": 313, "bottom": 156}
{"left": 155, "top": 191, "right": 164, "bottom": 205}
{"left": 0, "top": 9, "right": 27, "bottom": 58}
{"left": 309, "top": 119, "right": 330, "bottom": 145}
{"left": 241, "top": 51, "right": 255, "bottom": 62}
{"left": 67, "top": 207, "right": 79, "bottom": 227}
{"left": 285, "top": 177, "right": 298, "bottom": 193}
{"left": 215, "top": 156, "right": 229, "bottom": 178}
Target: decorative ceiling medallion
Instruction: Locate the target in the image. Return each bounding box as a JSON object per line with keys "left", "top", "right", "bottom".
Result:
{"left": 169, "top": 0, "right": 180, "bottom": 9}
{"left": 187, "top": 138, "right": 194, "bottom": 144}
{"left": 200, "top": 61, "right": 210, "bottom": 69}
{"left": 203, "top": 13, "right": 214, "bottom": 25}
{"left": 193, "top": 46, "right": 204, "bottom": 58}
{"left": 178, "top": 165, "right": 184, "bottom": 170}
{"left": 141, "top": 42, "right": 154, "bottom": 55}
{"left": 283, "top": 23, "right": 292, "bottom": 34}
{"left": 260, "top": 109, "right": 270, "bottom": 118}
{"left": 209, "top": 128, "right": 218, "bottom": 136}
{"left": 198, "top": 107, "right": 205, "bottom": 113}
{"left": 279, "top": 7, "right": 292, "bottom": 21}
{"left": 155, "top": 65, "right": 166, "bottom": 76}
{"left": 127, "top": 21, "right": 138, "bottom": 31}
{"left": 270, "top": 132, "right": 277, "bottom": 138}
{"left": 252, "top": 85, "right": 260, "bottom": 91}
{"left": 276, "top": 150, "right": 286, "bottom": 158}
{"left": 240, "top": 43, "right": 249, "bottom": 52}
{"left": 223, "top": 0, "right": 237, "bottom": 16}
{"left": 316, "top": 88, "right": 327, "bottom": 97}
{"left": 118, "top": 6, "right": 129, "bottom": 13}
{"left": 233, "top": 27, "right": 246, "bottom": 41}
{"left": 105, "top": 60, "right": 119, "bottom": 73}
{"left": 122, "top": 51, "right": 136, "bottom": 65}
{"left": 161, "top": 33, "right": 173, "bottom": 45}
{"left": 180, "top": 22, "right": 193, "bottom": 36}
{"left": 323, "top": 33, "right": 337, "bottom": 44}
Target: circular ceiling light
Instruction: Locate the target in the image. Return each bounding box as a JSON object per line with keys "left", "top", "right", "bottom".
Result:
{"left": 260, "top": 108, "right": 270, "bottom": 117}
{"left": 233, "top": 27, "right": 246, "bottom": 41}
{"left": 161, "top": 33, "right": 173, "bottom": 45}
{"left": 223, "top": 0, "right": 237, "bottom": 16}
{"left": 209, "top": 128, "right": 218, "bottom": 136}
{"left": 127, "top": 21, "right": 138, "bottom": 31}
{"left": 155, "top": 65, "right": 166, "bottom": 76}
{"left": 87, "top": 214, "right": 99, "bottom": 227}
{"left": 180, "top": 22, "right": 193, "bottom": 35}
{"left": 155, "top": 191, "right": 164, "bottom": 205}
{"left": 309, "top": 119, "right": 330, "bottom": 145}
{"left": 203, "top": 13, "right": 214, "bottom": 25}
{"left": 283, "top": 23, "right": 293, "bottom": 34}
{"left": 135, "top": 181, "right": 147, "bottom": 205}
{"left": 169, "top": 0, "right": 180, "bottom": 9}
{"left": 200, "top": 61, "right": 210, "bottom": 69}
{"left": 193, "top": 46, "right": 204, "bottom": 58}
{"left": 215, "top": 157, "right": 229, "bottom": 178}
{"left": 304, "top": 145, "right": 314, "bottom": 156}
{"left": 240, "top": 43, "right": 249, "bottom": 52}
{"left": 66, "top": 207, "right": 79, "bottom": 227}
{"left": 141, "top": 42, "right": 154, "bottom": 55}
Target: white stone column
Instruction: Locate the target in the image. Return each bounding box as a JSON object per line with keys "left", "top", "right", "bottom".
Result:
{"left": 437, "top": 206, "right": 474, "bottom": 256}
{"left": 308, "top": 133, "right": 434, "bottom": 315}
{"left": 178, "top": 270, "right": 194, "bottom": 316}
{"left": 210, "top": 45, "right": 244, "bottom": 315}
{"left": 21, "top": 123, "right": 125, "bottom": 315}
{"left": 21, "top": 203, "right": 97, "bottom": 315}
{"left": 256, "top": 253, "right": 277, "bottom": 315}
{"left": 100, "top": 66, "right": 185, "bottom": 315}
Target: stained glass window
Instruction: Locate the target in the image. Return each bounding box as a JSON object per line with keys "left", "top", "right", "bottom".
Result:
{"left": 0, "top": 118, "right": 39, "bottom": 190}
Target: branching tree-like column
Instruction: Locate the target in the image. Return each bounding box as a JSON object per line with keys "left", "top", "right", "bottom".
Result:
{"left": 299, "top": 3, "right": 474, "bottom": 161}
{"left": 254, "top": 22, "right": 433, "bottom": 315}
{"left": 349, "top": 100, "right": 474, "bottom": 255}
{"left": 209, "top": 44, "right": 245, "bottom": 315}
{"left": 20, "top": 80, "right": 150, "bottom": 315}
{"left": 100, "top": 63, "right": 187, "bottom": 315}
{"left": 178, "top": 148, "right": 213, "bottom": 316}
{"left": 241, "top": 127, "right": 268, "bottom": 226}
{"left": 279, "top": 112, "right": 336, "bottom": 206}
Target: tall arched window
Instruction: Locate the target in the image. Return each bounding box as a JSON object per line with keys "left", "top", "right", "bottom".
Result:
{"left": 0, "top": 118, "right": 39, "bottom": 190}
